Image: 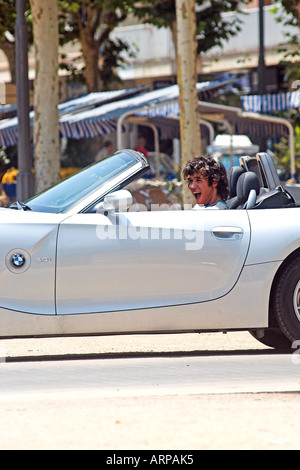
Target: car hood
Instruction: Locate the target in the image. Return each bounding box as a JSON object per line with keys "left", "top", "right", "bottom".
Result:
{"left": 0, "top": 207, "right": 68, "bottom": 224}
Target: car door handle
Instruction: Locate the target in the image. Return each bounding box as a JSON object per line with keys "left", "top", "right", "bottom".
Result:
{"left": 212, "top": 226, "right": 244, "bottom": 240}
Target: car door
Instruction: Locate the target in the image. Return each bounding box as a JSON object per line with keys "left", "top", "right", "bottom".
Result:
{"left": 56, "top": 208, "right": 250, "bottom": 314}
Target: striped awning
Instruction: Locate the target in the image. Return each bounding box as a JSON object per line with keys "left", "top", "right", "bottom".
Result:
{"left": 135, "top": 78, "right": 239, "bottom": 120}
{"left": 0, "top": 104, "right": 18, "bottom": 120}
{"left": 0, "top": 112, "right": 33, "bottom": 147}
{"left": 58, "top": 85, "right": 148, "bottom": 116}
{"left": 59, "top": 118, "right": 118, "bottom": 140}
{"left": 241, "top": 90, "right": 300, "bottom": 113}
{"left": 0, "top": 79, "right": 237, "bottom": 146}
{"left": 0, "top": 86, "right": 148, "bottom": 147}
{"left": 59, "top": 78, "right": 239, "bottom": 141}
{"left": 197, "top": 100, "right": 292, "bottom": 139}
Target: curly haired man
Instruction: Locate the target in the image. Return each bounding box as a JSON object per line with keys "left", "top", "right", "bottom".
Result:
{"left": 183, "top": 155, "right": 229, "bottom": 209}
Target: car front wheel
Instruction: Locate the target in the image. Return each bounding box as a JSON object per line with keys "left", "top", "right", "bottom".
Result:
{"left": 273, "top": 257, "right": 300, "bottom": 342}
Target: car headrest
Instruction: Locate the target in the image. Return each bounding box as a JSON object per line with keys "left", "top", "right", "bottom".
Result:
{"left": 227, "top": 166, "right": 245, "bottom": 197}
{"left": 237, "top": 171, "right": 260, "bottom": 204}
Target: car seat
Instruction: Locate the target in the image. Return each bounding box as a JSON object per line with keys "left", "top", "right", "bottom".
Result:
{"left": 240, "top": 152, "right": 281, "bottom": 191}
{"left": 226, "top": 166, "right": 245, "bottom": 209}
{"left": 256, "top": 152, "right": 281, "bottom": 190}
{"left": 235, "top": 171, "right": 261, "bottom": 209}
{"left": 227, "top": 152, "right": 295, "bottom": 209}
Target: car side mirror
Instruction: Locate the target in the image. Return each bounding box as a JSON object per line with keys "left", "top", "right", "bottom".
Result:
{"left": 96, "top": 189, "right": 133, "bottom": 213}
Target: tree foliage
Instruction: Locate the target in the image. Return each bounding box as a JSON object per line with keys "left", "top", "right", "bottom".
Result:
{"left": 270, "top": 0, "right": 300, "bottom": 84}
{"left": 273, "top": 127, "right": 300, "bottom": 179}
{"left": 0, "top": 0, "right": 17, "bottom": 37}
{"left": 58, "top": 0, "right": 136, "bottom": 91}
{"left": 0, "top": 0, "right": 251, "bottom": 91}
{"left": 0, "top": 0, "right": 32, "bottom": 83}
{"left": 57, "top": 0, "right": 251, "bottom": 92}
{"left": 131, "top": 0, "right": 249, "bottom": 54}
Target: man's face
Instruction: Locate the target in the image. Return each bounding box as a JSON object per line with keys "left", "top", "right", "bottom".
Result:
{"left": 186, "top": 171, "right": 218, "bottom": 206}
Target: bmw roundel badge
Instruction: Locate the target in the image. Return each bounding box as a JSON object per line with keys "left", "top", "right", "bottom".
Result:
{"left": 6, "top": 249, "right": 30, "bottom": 273}
{"left": 11, "top": 253, "right": 26, "bottom": 268}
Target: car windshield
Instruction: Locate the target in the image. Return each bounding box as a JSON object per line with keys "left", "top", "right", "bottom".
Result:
{"left": 24, "top": 150, "right": 143, "bottom": 213}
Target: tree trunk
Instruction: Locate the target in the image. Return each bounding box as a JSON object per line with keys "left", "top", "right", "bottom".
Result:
{"left": 175, "top": 0, "right": 201, "bottom": 206}
{"left": 75, "top": 3, "right": 103, "bottom": 93}
{"left": 295, "top": 2, "right": 300, "bottom": 27}
{"left": 81, "top": 33, "right": 100, "bottom": 93}
{"left": 30, "top": 0, "right": 60, "bottom": 194}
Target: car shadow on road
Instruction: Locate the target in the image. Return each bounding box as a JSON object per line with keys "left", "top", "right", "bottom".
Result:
{"left": 5, "top": 347, "right": 292, "bottom": 363}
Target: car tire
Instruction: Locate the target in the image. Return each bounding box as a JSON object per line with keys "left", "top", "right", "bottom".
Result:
{"left": 273, "top": 257, "right": 300, "bottom": 342}
{"left": 250, "top": 329, "right": 291, "bottom": 350}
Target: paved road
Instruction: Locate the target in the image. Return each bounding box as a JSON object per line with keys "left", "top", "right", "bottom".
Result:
{"left": 1, "top": 353, "right": 299, "bottom": 399}
{"left": 1, "top": 333, "right": 300, "bottom": 450}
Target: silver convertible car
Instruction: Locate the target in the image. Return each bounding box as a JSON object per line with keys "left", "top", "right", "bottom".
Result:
{"left": 1, "top": 149, "right": 300, "bottom": 350}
